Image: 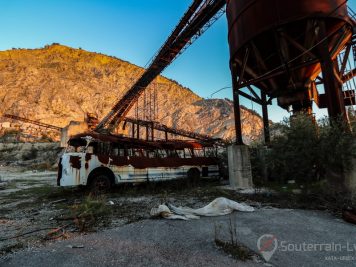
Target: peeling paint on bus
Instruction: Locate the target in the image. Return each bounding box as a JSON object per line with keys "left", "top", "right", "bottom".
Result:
{"left": 69, "top": 156, "right": 81, "bottom": 169}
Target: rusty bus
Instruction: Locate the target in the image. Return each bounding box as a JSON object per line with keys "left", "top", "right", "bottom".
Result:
{"left": 57, "top": 132, "right": 220, "bottom": 192}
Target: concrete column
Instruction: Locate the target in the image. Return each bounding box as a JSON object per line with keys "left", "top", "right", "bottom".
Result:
{"left": 60, "top": 128, "right": 68, "bottom": 148}
{"left": 228, "top": 144, "right": 253, "bottom": 188}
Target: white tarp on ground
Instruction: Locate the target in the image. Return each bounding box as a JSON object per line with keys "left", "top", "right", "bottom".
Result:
{"left": 150, "top": 197, "right": 254, "bottom": 220}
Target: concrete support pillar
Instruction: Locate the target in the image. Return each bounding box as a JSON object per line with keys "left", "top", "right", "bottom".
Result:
{"left": 228, "top": 144, "right": 253, "bottom": 188}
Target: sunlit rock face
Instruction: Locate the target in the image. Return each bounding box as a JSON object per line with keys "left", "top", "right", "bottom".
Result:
{"left": 0, "top": 44, "right": 263, "bottom": 143}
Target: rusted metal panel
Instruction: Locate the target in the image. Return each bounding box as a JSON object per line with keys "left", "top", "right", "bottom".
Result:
{"left": 68, "top": 132, "right": 217, "bottom": 150}
{"left": 227, "top": 0, "right": 352, "bottom": 57}
{"left": 69, "top": 156, "right": 81, "bottom": 169}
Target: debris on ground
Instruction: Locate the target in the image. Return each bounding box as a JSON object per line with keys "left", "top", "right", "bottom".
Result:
{"left": 66, "top": 244, "right": 84, "bottom": 249}
{"left": 49, "top": 199, "right": 67, "bottom": 205}
{"left": 150, "top": 197, "right": 254, "bottom": 220}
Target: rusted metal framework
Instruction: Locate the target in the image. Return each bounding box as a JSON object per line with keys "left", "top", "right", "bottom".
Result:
{"left": 2, "top": 113, "right": 222, "bottom": 145}
{"left": 122, "top": 117, "right": 224, "bottom": 144}
{"left": 95, "top": 0, "right": 226, "bottom": 133}
{"left": 227, "top": 0, "right": 356, "bottom": 144}
{"left": 2, "top": 114, "right": 62, "bottom": 131}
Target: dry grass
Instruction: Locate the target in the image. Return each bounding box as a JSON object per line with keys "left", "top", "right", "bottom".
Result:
{"left": 214, "top": 216, "right": 254, "bottom": 261}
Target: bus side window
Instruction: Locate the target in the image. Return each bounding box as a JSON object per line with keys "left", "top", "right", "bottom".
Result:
{"left": 112, "top": 147, "right": 119, "bottom": 156}
{"left": 167, "top": 150, "right": 177, "bottom": 157}
{"left": 148, "top": 151, "right": 155, "bottom": 158}
{"left": 205, "top": 147, "right": 216, "bottom": 157}
{"left": 133, "top": 149, "right": 143, "bottom": 157}
{"left": 157, "top": 150, "right": 167, "bottom": 158}
{"left": 194, "top": 149, "right": 204, "bottom": 157}
{"left": 184, "top": 148, "right": 192, "bottom": 158}
{"left": 98, "top": 142, "right": 110, "bottom": 155}
{"left": 127, "top": 149, "right": 133, "bottom": 157}
{"left": 176, "top": 150, "right": 184, "bottom": 158}
{"left": 88, "top": 142, "right": 97, "bottom": 154}
{"left": 119, "top": 149, "right": 125, "bottom": 157}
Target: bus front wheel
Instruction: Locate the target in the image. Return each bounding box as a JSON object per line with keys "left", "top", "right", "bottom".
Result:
{"left": 187, "top": 168, "right": 200, "bottom": 181}
{"left": 89, "top": 173, "right": 111, "bottom": 194}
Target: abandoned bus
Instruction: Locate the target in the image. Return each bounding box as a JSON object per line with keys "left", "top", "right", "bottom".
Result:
{"left": 57, "top": 132, "right": 220, "bottom": 191}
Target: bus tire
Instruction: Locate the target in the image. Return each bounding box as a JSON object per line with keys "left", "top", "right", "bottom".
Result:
{"left": 187, "top": 168, "right": 200, "bottom": 181}
{"left": 89, "top": 173, "right": 112, "bottom": 194}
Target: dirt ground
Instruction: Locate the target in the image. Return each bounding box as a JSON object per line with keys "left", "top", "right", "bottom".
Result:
{"left": 0, "top": 162, "right": 353, "bottom": 264}
{"left": 0, "top": 165, "right": 250, "bottom": 259}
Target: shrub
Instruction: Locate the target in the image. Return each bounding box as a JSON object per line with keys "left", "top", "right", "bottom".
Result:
{"left": 253, "top": 114, "right": 355, "bottom": 189}
{"left": 70, "top": 195, "right": 112, "bottom": 231}
{"left": 22, "top": 146, "right": 38, "bottom": 160}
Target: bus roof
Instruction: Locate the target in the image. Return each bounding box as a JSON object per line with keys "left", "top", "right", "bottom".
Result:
{"left": 68, "top": 132, "right": 216, "bottom": 150}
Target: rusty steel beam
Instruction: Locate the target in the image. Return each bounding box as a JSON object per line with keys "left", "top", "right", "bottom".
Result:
{"left": 250, "top": 41, "right": 278, "bottom": 90}
{"left": 280, "top": 31, "right": 317, "bottom": 59}
{"left": 237, "top": 89, "right": 263, "bottom": 105}
{"left": 261, "top": 92, "right": 270, "bottom": 144}
{"left": 239, "top": 58, "right": 319, "bottom": 89}
{"left": 237, "top": 47, "right": 249, "bottom": 86}
{"left": 317, "top": 21, "right": 347, "bottom": 120}
{"left": 342, "top": 68, "right": 356, "bottom": 83}
{"left": 232, "top": 73, "right": 243, "bottom": 145}
{"left": 340, "top": 42, "right": 352, "bottom": 74}
{"left": 123, "top": 117, "right": 223, "bottom": 144}
{"left": 246, "top": 85, "right": 262, "bottom": 102}
{"left": 2, "top": 114, "right": 62, "bottom": 131}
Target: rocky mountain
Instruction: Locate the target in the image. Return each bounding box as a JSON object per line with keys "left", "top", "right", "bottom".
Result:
{"left": 0, "top": 44, "right": 263, "bottom": 143}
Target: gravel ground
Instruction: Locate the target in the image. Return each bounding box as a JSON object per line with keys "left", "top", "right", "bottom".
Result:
{"left": 1, "top": 208, "right": 356, "bottom": 267}
{"left": 1, "top": 166, "right": 355, "bottom": 267}
{"left": 0, "top": 217, "right": 263, "bottom": 267}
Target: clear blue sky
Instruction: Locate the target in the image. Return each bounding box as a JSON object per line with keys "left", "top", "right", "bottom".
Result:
{"left": 1, "top": 0, "right": 355, "bottom": 122}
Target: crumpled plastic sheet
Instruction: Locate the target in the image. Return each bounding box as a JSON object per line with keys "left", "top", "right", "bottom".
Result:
{"left": 150, "top": 197, "right": 254, "bottom": 220}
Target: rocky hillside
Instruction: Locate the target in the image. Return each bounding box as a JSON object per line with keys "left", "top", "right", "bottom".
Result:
{"left": 0, "top": 44, "right": 263, "bottom": 142}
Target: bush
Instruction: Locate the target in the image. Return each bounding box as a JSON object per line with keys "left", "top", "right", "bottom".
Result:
{"left": 0, "top": 129, "right": 21, "bottom": 141}
{"left": 254, "top": 114, "right": 355, "bottom": 189}
{"left": 70, "top": 195, "right": 112, "bottom": 231}
{"left": 22, "top": 146, "right": 38, "bottom": 160}
{"left": 318, "top": 117, "right": 355, "bottom": 175}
